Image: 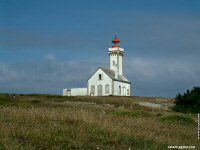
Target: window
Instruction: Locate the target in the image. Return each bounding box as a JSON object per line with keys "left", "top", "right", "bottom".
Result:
{"left": 113, "top": 61, "right": 115, "bottom": 66}
{"left": 99, "top": 74, "right": 103, "bottom": 80}
{"left": 119, "top": 86, "right": 121, "bottom": 95}
{"left": 127, "top": 89, "right": 129, "bottom": 95}
{"left": 123, "top": 86, "right": 126, "bottom": 95}
{"left": 91, "top": 85, "right": 95, "bottom": 95}
{"left": 105, "top": 84, "right": 110, "bottom": 94}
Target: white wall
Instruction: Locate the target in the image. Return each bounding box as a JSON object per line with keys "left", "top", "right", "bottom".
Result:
{"left": 108, "top": 47, "right": 124, "bottom": 75}
{"left": 109, "top": 52, "right": 118, "bottom": 74}
{"left": 88, "top": 68, "right": 132, "bottom": 96}
{"left": 88, "top": 68, "right": 112, "bottom": 96}
{"left": 63, "top": 89, "right": 71, "bottom": 96}
{"left": 63, "top": 88, "right": 87, "bottom": 96}
{"left": 118, "top": 54, "right": 123, "bottom": 75}
{"left": 113, "top": 81, "right": 131, "bottom": 96}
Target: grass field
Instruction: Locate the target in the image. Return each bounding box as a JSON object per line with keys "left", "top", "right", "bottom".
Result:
{"left": 0, "top": 94, "right": 199, "bottom": 149}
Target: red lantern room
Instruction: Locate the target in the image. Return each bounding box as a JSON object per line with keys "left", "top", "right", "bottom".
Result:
{"left": 112, "top": 35, "right": 120, "bottom": 48}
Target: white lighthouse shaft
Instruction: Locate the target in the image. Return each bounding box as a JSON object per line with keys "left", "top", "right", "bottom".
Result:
{"left": 108, "top": 47, "right": 124, "bottom": 75}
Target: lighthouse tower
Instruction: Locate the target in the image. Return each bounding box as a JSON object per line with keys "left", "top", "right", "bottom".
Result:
{"left": 108, "top": 36, "right": 124, "bottom": 75}
{"left": 64, "top": 34, "right": 132, "bottom": 97}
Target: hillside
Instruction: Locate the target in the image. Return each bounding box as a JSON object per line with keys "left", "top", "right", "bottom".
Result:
{"left": 0, "top": 93, "right": 198, "bottom": 149}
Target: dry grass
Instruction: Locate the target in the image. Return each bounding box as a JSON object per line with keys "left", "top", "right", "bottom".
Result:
{"left": 0, "top": 94, "right": 198, "bottom": 149}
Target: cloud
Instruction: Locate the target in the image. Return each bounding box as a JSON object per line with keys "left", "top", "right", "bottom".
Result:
{"left": 0, "top": 11, "right": 200, "bottom": 97}
{"left": 0, "top": 55, "right": 104, "bottom": 94}
{"left": 0, "top": 54, "right": 199, "bottom": 97}
{"left": 1, "top": 13, "right": 200, "bottom": 55}
{"left": 0, "top": 28, "right": 104, "bottom": 52}
{"left": 125, "top": 56, "right": 200, "bottom": 97}
{"left": 44, "top": 54, "right": 56, "bottom": 61}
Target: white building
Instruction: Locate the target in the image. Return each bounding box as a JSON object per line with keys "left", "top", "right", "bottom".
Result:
{"left": 63, "top": 88, "right": 87, "bottom": 96}
{"left": 63, "top": 35, "right": 132, "bottom": 96}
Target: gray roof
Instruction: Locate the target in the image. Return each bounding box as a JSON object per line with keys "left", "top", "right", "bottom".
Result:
{"left": 100, "top": 67, "right": 131, "bottom": 84}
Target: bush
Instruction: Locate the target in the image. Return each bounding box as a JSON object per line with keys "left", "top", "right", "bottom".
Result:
{"left": 0, "top": 94, "right": 14, "bottom": 105}
{"left": 107, "top": 109, "right": 151, "bottom": 118}
{"left": 160, "top": 115, "right": 196, "bottom": 125}
{"left": 173, "top": 87, "right": 200, "bottom": 113}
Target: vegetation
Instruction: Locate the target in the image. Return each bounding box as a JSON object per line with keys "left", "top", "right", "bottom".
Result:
{"left": 160, "top": 115, "right": 196, "bottom": 125}
{"left": 173, "top": 87, "right": 200, "bottom": 113}
{"left": 0, "top": 93, "right": 199, "bottom": 149}
{"left": 107, "top": 109, "right": 151, "bottom": 118}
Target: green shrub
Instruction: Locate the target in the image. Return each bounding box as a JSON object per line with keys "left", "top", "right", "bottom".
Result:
{"left": 120, "top": 135, "right": 166, "bottom": 150}
{"left": 87, "top": 124, "right": 165, "bottom": 149}
{"left": 173, "top": 87, "right": 200, "bottom": 113}
{"left": 160, "top": 115, "right": 196, "bottom": 125}
{"left": 107, "top": 109, "right": 151, "bottom": 118}
{"left": 30, "top": 100, "right": 41, "bottom": 104}
{"left": 0, "top": 141, "right": 5, "bottom": 150}
{"left": 0, "top": 96, "right": 13, "bottom": 106}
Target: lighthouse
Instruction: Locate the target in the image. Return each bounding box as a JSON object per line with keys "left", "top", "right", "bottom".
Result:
{"left": 108, "top": 36, "right": 124, "bottom": 75}
{"left": 87, "top": 35, "right": 131, "bottom": 96}
{"left": 63, "top": 35, "right": 132, "bottom": 96}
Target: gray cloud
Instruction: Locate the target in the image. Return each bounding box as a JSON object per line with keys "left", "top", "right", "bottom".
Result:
{"left": 0, "top": 28, "right": 101, "bottom": 51}
{"left": 0, "top": 55, "right": 105, "bottom": 94}
{"left": 125, "top": 56, "right": 200, "bottom": 97}
{"left": 0, "top": 54, "right": 199, "bottom": 97}
{"left": 0, "top": 12, "right": 200, "bottom": 97}
{"left": 1, "top": 13, "right": 200, "bottom": 56}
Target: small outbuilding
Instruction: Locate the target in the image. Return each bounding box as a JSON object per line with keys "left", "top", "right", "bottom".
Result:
{"left": 63, "top": 88, "right": 87, "bottom": 96}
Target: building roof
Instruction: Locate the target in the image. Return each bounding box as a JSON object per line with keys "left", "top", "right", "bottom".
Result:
{"left": 100, "top": 67, "right": 131, "bottom": 84}
{"left": 112, "top": 36, "right": 120, "bottom": 43}
{"left": 112, "top": 35, "right": 120, "bottom": 48}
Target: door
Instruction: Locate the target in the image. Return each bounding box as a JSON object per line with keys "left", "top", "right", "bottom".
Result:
{"left": 98, "top": 84, "right": 102, "bottom": 96}
{"left": 67, "top": 90, "right": 71, "bottom": 96}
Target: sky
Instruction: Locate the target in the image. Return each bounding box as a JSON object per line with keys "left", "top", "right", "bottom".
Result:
{"left": 0, "top": 0, "right": 200, "bottom": 97}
